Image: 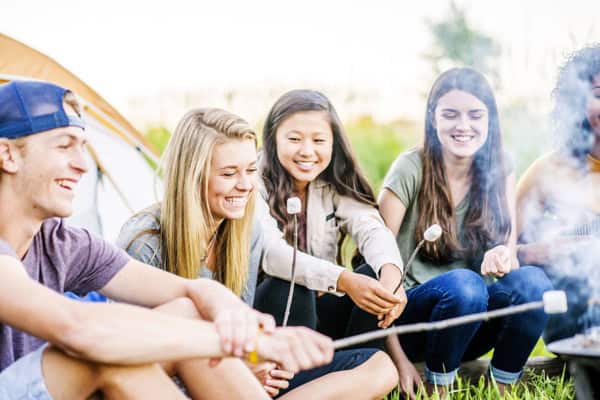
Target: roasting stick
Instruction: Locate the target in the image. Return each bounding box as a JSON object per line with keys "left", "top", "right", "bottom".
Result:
{"left": 282, "top": 197, "right": 302, "bottom": 327}
{"left": 393, "top": 224, "right": 442, "bottom": 294}
{"left": 334, "top": 290, "right": 568, "bottom": 349}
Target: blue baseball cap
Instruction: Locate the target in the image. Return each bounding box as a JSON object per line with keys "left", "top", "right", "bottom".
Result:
{"left": 0, "top": 80, "right": 85, "bottom": 139}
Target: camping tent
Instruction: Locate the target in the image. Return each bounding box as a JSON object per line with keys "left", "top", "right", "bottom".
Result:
{"left": 0, "top": 33, "right": 161, "bottom": 241}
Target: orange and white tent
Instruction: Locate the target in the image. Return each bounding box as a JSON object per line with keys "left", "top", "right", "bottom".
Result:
{"left": 0, "top": 33, "right": 160, "bottom": 240}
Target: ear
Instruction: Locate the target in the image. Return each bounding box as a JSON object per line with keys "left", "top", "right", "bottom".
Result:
{"left": 0, "top": 140, "right": 21, "bottom": 174}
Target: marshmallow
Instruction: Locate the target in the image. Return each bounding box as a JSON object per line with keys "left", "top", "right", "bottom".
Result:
{"left": 543, "top": 290, "right": 568, "bottom": 314}
{"left": 424, "top": 224, "right": 443, "bottom": 242}
{"left": 286, "top": 197, "right": 302, "bottom": 215}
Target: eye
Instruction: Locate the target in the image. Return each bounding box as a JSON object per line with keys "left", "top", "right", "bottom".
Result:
{"left": 247, "top": 167, "right": 258, "bottom": 174}
{"left": 314, "top": 138, "right": 326, "bottom": 144}
{"left": 441, "top": 111, "right": 458, "bottom": 119}
{"left": 222, "top": 171, "right": 236, "bottom": 177}
{"left": 288, "top": 136, "right": 301, "bottom": 142}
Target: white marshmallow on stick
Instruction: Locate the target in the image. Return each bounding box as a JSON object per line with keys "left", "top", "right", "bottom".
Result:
{"left": 334, "top": 290, "right": 568, "bottom": 349}
{"left": 282, "top": 196, "right": 302, "bottom": 327}
{"left": 394, "top": 224, "right": 442, "bottom": 293}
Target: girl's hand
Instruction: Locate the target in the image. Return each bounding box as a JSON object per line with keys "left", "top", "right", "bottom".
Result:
{"left": 396, "top": 354, "right": 423, "bottom": 399}
{"left": 481, "top": 245, "right": 513, "bottom": 277}
{"left": 337, "top": 270, "right": 402, "bottom": 316}
{"left": 248, "top": 362, "right": 294, "bottom": 397}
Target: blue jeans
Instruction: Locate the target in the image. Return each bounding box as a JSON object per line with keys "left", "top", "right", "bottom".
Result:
{"left": 345, "top": 267, "right": 552, "bottom": 385}
{"left": 395, "top": 267, "right": 552, "bottom": 385}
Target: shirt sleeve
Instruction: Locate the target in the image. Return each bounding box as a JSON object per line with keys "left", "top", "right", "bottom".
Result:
{"left": 335, "top": 194, "right": 404, "bottom": 277}
{"left": 115, "top": 212, "right": 163, "bottom": 268}
{"left": 59, "top": 222, "right": 130, "bottom": 296}
{"left": 0, "top": 240, "right": 17, "bottom": 258}
{"left": 257, "top": 195, "right": 347, "bottom": 295}
{"left": 382, "top": 150, "right": 421, "bottom": 208}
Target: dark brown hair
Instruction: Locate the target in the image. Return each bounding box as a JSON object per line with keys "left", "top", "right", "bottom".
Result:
{"left": 416, "top": 68, "right": 511, "bottom": 265}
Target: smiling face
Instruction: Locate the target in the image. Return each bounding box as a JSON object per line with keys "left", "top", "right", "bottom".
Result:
{"left": 433, "top": 89, "right": 489, "bottom": 161}
{"left": 13, "top": 125, "right": 88, "bottom": 219}
{"left": 275, "top": 110, "right": 333, "bottom": 192}
{"left": 207, "top": 138, "right": 257, "bottom": 221}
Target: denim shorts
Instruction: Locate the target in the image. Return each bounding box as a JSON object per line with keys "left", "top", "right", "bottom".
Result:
{"left": 0, "top": 345, "right": 52, "bottom": 400}
{"left": 276, "top": 348, "right": 379, "bottom": 397}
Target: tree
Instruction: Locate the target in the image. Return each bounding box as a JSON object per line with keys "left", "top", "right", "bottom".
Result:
{"left": 424, "top": 1, "right": 500, "bottom": 82}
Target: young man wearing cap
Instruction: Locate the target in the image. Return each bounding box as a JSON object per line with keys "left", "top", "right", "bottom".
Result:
{"left": 0, "top": 80, "right": 334, "bottom": 400}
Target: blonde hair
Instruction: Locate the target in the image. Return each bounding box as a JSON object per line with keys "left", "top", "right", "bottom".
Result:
{"left": 157, "top": 108, "right": 256, "bottom": 296}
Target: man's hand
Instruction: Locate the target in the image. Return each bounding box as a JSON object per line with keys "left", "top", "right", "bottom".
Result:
{"left": 256, "top": 327, "right": 333, "bottom": 373}
{"left": 214, "top": 307, "right": 275, "bottom": 357}
{"left": 337, "top": 270, "right": 401, "bottom": 316}
{"left": 396, "top": 356, "right": 423, "bottom": 399}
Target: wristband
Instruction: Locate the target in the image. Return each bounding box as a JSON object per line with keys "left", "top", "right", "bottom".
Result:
{"left": 246, "top": 328, "right": 262, "bottom": 364}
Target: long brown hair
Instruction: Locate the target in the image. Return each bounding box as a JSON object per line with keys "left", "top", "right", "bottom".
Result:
{"left": 416, "top": 68, "right": 511, "bottom": 265}
{"left": 262, "top": 89, "right": 374, "bottom": 264}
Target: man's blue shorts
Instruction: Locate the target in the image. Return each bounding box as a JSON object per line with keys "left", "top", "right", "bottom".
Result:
{"left": 0, "top": 345, "right": 52, "bottom": 400}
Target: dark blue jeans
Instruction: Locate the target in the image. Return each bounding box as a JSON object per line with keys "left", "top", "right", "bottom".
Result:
{"left": 346, "top": 267, "right": 552, "bottom": 384}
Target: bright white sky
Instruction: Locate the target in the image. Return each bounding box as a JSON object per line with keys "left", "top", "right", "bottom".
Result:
{"left": 2, "top": 0, "right": 599, "bottom": 122}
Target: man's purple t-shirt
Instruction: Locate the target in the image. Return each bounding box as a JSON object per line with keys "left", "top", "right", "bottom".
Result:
{"left": 0, "top": 218, "right": 129, "bottom": 372}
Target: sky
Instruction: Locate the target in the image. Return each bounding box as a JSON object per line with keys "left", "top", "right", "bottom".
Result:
{"left": 2, "top": 0, "right": 599, "bottom": 125}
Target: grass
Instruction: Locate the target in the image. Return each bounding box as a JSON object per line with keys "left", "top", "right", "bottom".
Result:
{"left": 383, "top": 370, "right": 574, "bottom": 399}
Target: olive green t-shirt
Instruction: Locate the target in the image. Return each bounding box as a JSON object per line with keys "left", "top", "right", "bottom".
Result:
{"left": 382, "top": 149, "right": 471, "bottom": 289}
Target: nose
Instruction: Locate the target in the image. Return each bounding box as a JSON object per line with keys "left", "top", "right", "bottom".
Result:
{"left": 236, "top": 171, "right": 255, "bottom": 192}
{"left": 71, "top": 145, "right": 89, "bottom": 175}
{"left": 456, "top": 115, "right": 470, "bottom": 132}
{"left": 298, "top": 139, "right": 314, "bottom": 157}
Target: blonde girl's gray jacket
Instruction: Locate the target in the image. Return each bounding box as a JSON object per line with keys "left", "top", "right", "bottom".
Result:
{"left": 258, "top": 179, "right": 403, "bottom": 296}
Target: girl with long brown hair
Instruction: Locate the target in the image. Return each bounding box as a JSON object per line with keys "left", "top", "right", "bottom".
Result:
{"left": 377, "top": 68, "right": 552, "bottom": 396}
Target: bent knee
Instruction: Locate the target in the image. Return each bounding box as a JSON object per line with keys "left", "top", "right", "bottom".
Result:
{"left": 363, "top": 351, "right": 399, "bottom": 397}
{"left": 506, "top": 266, "right": 553, "bottom": 302}
{"left": 443, "top": 269, "right": 488, "bottom": 310}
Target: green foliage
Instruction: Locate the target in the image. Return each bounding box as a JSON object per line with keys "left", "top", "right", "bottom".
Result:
{"left": 345, "top": 115, "right": 420, "bottom": 193}
{"left": 384, "top": 370, "right": 574, "bottom": 400}
{"left": 424, "top": 1, "right": 500, "bottom": 81}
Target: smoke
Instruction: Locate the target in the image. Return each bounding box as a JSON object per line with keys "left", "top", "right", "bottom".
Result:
{"left": 518, "top": 44, "right": 600, "bottom": 337}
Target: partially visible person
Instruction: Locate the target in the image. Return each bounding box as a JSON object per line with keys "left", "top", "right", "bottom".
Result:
{"left": 0, "top": 80, "right": 333, "bottom": 400}
{"left": 517, "top": 44, "right": 600, "bottom": 344}
{"left": 118, "top": 107, "right": 399, "bottom": 399}
{"left": 378, "top": 68, "right": 552, "bottom": 397}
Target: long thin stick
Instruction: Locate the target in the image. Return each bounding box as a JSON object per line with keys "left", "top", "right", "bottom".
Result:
{"left": 334, "top": 300, "right": 543, "bottom": 349}
{"left": 393, "top": 239, "right": 424, "bottom": 293}
{"left": 282, "top": 214, "right": 298, "bottom": 327}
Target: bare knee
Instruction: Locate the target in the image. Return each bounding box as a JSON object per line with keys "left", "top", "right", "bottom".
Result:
{"left": 364, "top": 351, "right": 399, "bottom": 398}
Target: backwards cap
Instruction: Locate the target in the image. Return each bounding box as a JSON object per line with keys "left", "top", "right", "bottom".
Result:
{"left": 0, "top": 80, "right": 85, "bottom": 139}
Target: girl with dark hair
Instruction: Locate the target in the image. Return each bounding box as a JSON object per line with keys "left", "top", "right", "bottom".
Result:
{"left": 517, "top": 44, "right": 600, "bottom": 344}
{"left": 378, "top": 68, "right": 552, "bottom": 396}
{"left": 254, "top": 88, "right": 407, "bottom": 349}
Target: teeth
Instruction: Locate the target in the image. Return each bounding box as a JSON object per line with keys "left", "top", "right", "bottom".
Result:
{"left": 452, "top": 135, "right": 473, "bottom": 143}
{"left": 225, "top": 197, "right": 246, "bottom": 206}
{"left": 296, "top": 161, "right": 316, "bottom": 168}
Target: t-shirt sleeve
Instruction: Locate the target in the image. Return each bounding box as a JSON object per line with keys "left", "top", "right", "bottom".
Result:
{"left": 382, "top": 150, "right": 422, "bottom": 208}
{"left": 115, "top": 212, "right": 162, "bottom": 268}
{"left": 57, "top": 222, "right": 130, "bottom": 295}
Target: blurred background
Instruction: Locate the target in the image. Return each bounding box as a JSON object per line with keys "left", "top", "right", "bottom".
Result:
{"left": 2, "top": 0, "right": 598, "bottom": 188}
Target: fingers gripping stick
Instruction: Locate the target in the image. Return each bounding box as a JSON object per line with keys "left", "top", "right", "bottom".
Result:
{"left": 282, "top": 197, "right": 302, "bottom": 327}
{"left": 334, "top": 290, "right": 568, "bottom": 349}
